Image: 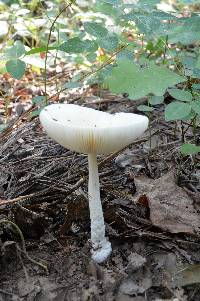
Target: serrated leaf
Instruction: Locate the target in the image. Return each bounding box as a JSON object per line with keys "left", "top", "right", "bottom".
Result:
{"left": 191, "top": 100, "right": 200, "bottom": 115}
{"left": 168, "top": 89, "right": 192, "bottom": 102}
{"left": 6, "top": 59, "right": 26, "bottom": 79}
{"left": 181, "top": 143, "right": 200, "bottom": 155}
{"left": 105, "top": 59, "right": 185, "bottom": 100}
{"left": 149, "top": 95, "right": 164, "bottom": 105}
{"left": 165, "top": 101, "right": 191, "bottom": 121}
{"left": 5, "top": 41, "right": 25, "bottom": 59}
{"left": 84, "top": 22, "right": 108, "bottom": 38}
{"left": 137, "top": 105, "right": 153, "bottom": 112}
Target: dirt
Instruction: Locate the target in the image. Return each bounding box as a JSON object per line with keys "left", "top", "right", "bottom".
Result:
{"left": 0, "top": 91, "right": 200, "bottom": 301}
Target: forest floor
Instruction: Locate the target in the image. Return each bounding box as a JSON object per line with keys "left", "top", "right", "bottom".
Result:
{"left": 0, "top": 72, "right": 200, "bottom": 301}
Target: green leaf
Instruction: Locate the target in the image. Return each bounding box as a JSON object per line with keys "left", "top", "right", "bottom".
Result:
{"left": 192, "top": 84, "right": 200, "bottom": 90}
{"left": 84, "top": 22, "right": 108, "bottom": 38}
{"left": 102, "top": 0, "right": 121, "bottom": 4}
{"left": 31, "top": 108, "right": 43, "bottom": 118}
{"left": 25, "top": 46, "right": 58, "bottom": 55}
{"left": 168, "top": 89, "right": 193, "bottom": 102}
{"left": 59, "top": 38, "right": 98, "bottom": 53}
{"left": 149, "top": 95, "right": 164, "bottom": 105}
{"left": 5, "top": 41, "right": 25, "bottom": 59}
{"left": 168, "top": 16, "right": 200, "bottom": 45}
{"left": 165, "top": 101, "right": 191, "bottom": 121}
{"left": 6, "top": 59, "right": 26, "bottom": 79}
{"left": 181, "top": 143, "right": 200, "bottom": 155}
{"left": 137, "top": 105, "right": 153, "bottom": 112}
{"left": 105, "top": 59, "right": 185, "bottom": 100}
{"left": 59, "top": 37, "right": 85, "bottom": 53}
{"left": 123, "top": 12, "right": 161, "bottom": 36}
{"left": 32, "top": 96, "right": 45, "bottom": 105}
{"left": 83, "top": 40, "right": 98, "bottom": 52}
{"left": 191, "top": 100, "right": 200, "bottom": 115}
{"left": 99, "top": 33, "right": 118, "bottom": 52}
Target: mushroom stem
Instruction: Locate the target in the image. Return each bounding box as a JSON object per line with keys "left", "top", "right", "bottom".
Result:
{"left": 88, "top": 153, "right": 112, "bottom": 263}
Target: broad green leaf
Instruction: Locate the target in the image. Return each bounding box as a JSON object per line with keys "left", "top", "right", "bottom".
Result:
{"left": 6, "top": 59, "right": 26, "bottom": 79}
{"left": 117, "top": 49, "right": 133, "bottom": 61}
{"left": 181, "top": 143, "right": 200, "bottom": 155}
{"left": 137, "top": 105, "right": 153, "bottom": 112}
{"left": 99, "top": 33, "right": 118, "bottom": 52}
{"left": 165, "top": 101, "right": 191, "bottom": 121}
{"left": 149, "top": 95, "right": 164, "bottom": 105}
{"left": 83, "top": 40, "right": 98, "bottom": 52}
{"left": 59, "top": 38, "right": 98, "bottom": 53}
{"left": 105, "top": 59, "right": 185, "bottom": 100}
{"left": 59, "top": 37, "right": 85, "bottom": 53}
{"left": 84, "top": 22, "right": 108, "bottom": 38}
{"left": 191, "top": 100, "right": 200, "bottom": 115}
{"left": 168, "top": 89, "right": 192, "bottom": 102}
{"left": 5, "top": 41, "right": 25, "bottom": 59}
{"left": 123, "top": 12, "right": 161, "bottom": 36}
{"left": 169, "top": 16, "right": 200, "bottom": 44}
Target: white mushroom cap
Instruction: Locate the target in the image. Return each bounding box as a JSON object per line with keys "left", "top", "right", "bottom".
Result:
{"left": 40, "top": 104, "right": 148, "bottom": 154}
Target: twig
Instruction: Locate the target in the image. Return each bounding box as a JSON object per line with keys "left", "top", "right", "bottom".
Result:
{"left": 44, "top": 1, "right": 76, "bottom": 104}
{"left": 0, "top": 177, "right": 85, "bottom": 206}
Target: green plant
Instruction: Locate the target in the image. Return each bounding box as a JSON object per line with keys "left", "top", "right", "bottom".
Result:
{"left": 0, "top": 0, "right": 200, "bottom": 150}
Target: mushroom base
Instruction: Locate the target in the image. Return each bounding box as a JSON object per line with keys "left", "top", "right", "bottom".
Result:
{"left": 92, "top": 240, "right": 112, "bottom": 263}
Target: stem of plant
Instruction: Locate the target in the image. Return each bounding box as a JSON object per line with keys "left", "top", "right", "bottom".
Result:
{"left": 163, "top": 35, "right": 168, "bottom": 64}
{"left": 44, "top": 0, "right": 76, "bottom": 105}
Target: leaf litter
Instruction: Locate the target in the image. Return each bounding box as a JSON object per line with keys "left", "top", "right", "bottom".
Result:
{"left": 0, "top": 80, "right": 200, "bottom": 300}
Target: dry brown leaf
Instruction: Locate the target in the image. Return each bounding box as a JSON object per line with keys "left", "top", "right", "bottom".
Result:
{"left": 134, "top": 171, "right": 200, "bottom": 235}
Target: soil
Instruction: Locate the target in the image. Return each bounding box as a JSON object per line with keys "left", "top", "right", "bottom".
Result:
{"left": 0, "top": 90, "right": 200, "bottom": 301}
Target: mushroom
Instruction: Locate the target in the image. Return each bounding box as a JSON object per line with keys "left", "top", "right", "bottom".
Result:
{"left": 39, "top": 104, "right": 148, "bottom": 263}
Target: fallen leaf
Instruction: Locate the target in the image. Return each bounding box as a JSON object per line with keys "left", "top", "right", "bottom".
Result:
{"left": 173, "top": 264, "right": 200, "bottom": 287}
{"left": 134, "top": 171, "right": 200, "bottom": 235}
